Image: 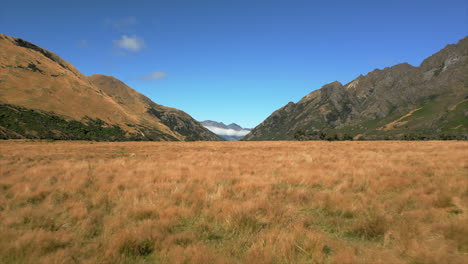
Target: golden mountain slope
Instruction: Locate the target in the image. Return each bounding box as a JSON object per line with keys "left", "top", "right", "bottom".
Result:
{"left": 0, "top": 33, "right": 220, "bottom": 141}
{"left": 88, "top": 74, "right": 221, "bottom": 141}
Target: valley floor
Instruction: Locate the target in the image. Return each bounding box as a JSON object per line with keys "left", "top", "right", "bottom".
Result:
{"left": 0, "top": 140, "right": 467, "bottom": 263}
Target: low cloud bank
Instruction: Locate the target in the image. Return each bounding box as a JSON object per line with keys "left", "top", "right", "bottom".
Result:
{"left": 204, "top": 126, "right": 250, "bottom": 137}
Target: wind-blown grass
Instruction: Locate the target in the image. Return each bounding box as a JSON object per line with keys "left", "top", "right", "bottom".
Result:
{"left": 0, "top": 140, "right": 466, "bottom": 263}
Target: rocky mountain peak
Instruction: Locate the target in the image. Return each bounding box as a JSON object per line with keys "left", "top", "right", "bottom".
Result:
{"left": 420, "top": 36, "right": 468, "bottom": 72}
{"left": 244, "top": 36, "right": 468, "bottom": 141}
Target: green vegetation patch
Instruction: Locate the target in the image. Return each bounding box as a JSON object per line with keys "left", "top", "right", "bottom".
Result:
{"left": 0, "top": 104, "right": 127, "bottom": 141}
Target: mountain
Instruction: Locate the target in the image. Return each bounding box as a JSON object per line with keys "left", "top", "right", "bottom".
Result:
{"left": 201, "top": 120, "right": 251, "bottom": 141}
{"left": 244, "top": 37, "right": 468, "bottom": 141}
{"left": 88, "top": 75, "right": 221, "bottom": 141}
{"left": 0, "top": 33, "right": 221, "bottom": 141}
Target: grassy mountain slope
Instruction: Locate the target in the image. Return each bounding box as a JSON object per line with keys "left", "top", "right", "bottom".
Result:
{"left": 0, "top": 33, "right": 220, "bottom": 141}
{"left": 244, "top": 37, "right": 468, "bottom": 141}
{"left": 88, "top": 75, "right": 221, "bottom": 141}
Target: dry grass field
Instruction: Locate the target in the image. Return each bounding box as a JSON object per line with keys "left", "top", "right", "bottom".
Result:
{"left": 0, "top": 140, "right": 467, "bottom": 264}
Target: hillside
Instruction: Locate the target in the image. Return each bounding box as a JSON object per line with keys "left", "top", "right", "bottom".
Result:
{"left": 244, "top": 37, "right": 468, "bottom": 141}
{"left": 0, "top": 33, "right": 220, "bottom": 141}
{"left": 88, "top": 75, "right": 221, "bottom": 141}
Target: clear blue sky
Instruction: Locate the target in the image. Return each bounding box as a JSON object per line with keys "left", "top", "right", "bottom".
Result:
{"left": 1, "top": 0, "right": 467, "bottom": 128}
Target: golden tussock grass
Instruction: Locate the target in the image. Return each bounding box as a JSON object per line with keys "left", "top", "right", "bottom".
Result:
{"left": 0, "top": 140, "right": 467, "bottom": 263}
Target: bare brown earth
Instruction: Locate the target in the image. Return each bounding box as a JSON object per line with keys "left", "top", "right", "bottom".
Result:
{"left": 0, "top": 141, "right": 467, "bottom": 263}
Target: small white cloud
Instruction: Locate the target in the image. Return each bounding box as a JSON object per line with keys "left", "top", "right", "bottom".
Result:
{"left": 139, "top": 71, "right": 168, "bottom": 80}
{"left": 113, "top": 35, "right": 145, "bottom": 52}
{"left": 203, "top": 126, "right": 251, "bottom": 137}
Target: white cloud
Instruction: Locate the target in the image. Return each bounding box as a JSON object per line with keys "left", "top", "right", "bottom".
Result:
{"left": 113, "top": 35, "right": 145, "bottom": 52}
{"left": 203, "top": 126, "right": 250, "bottom": 137}
{"left": 139, "top": 71, "right": 168, "bottom": 80}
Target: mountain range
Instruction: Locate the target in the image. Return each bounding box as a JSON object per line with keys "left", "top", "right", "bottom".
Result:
{"left": 0, "top": 33, "right": 221, "bottom": 141}
{"left": 1, "top": 33, "right": 466, "bottom": 142}
{"left": 244, "top": 36, "right": 468, "bottom": 141}
{"left": 201, "top": 120, "right": 251, "bottom": 141}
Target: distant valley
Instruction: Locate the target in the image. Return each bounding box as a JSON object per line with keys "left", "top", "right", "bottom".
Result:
{"left": 201, "top": 120, "right": 251, "bottom": 141}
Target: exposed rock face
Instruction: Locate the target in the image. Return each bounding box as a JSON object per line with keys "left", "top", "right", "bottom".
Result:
{"left": 244, "top": 37, "right": 468, "bottom": 141}
{"left": 0, "top": 33, "right": 221, "bottom": 141}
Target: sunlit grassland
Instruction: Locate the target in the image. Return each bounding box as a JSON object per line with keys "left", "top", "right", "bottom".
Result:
{"left": 0, "top": 140, "right": 466, "bottom": 263}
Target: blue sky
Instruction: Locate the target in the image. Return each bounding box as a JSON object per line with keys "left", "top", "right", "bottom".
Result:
{"left": 1, "top": 0, "right": 467, "bottom": 128}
